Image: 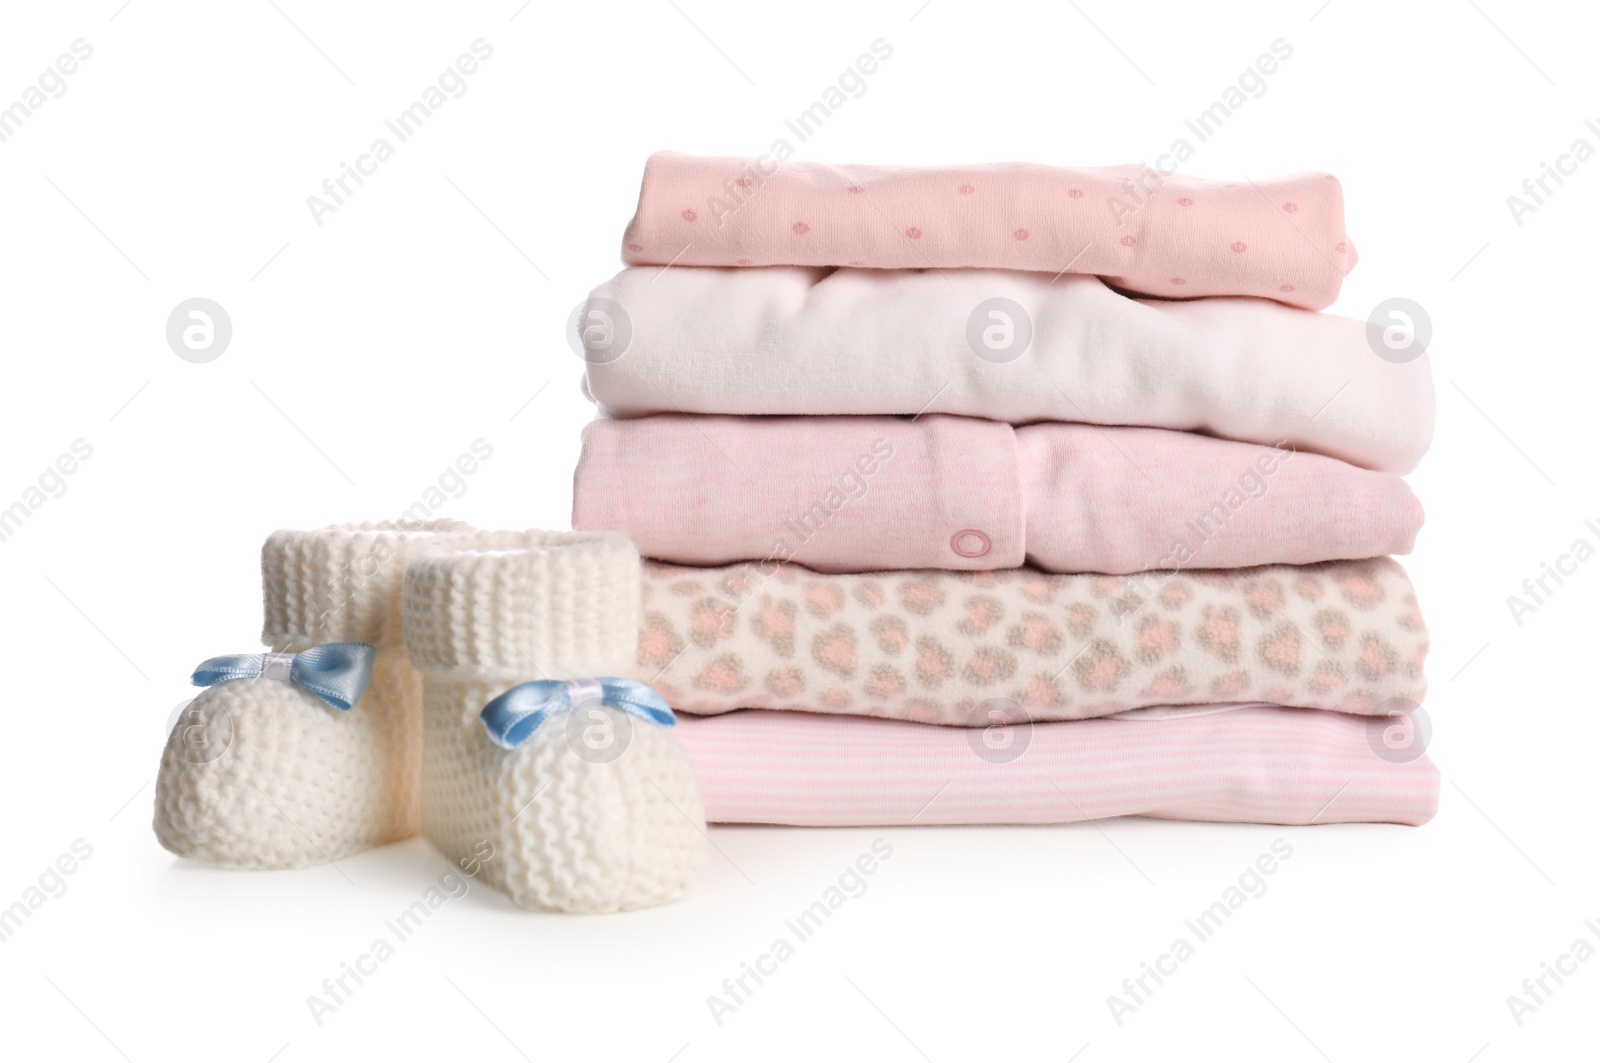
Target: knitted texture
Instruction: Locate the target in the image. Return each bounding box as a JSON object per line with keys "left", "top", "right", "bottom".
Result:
{"left": 263, "top": 519, "right": 471, "bottom": 650}
{"left": 402, "top": 528, "right": 640, "bottom": 675}
{"left": 154, "top": 520, "right": 470, "bottom": 869}
{"left": 404, "top": 529, "right": 705, "bottom": 913}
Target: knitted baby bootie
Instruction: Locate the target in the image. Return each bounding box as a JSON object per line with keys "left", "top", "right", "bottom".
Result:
{"left": 154, "top": 520, "right": 470, "bottom": 869}
{"left": 403, "top": 529, "right": 705, "bottom": 913}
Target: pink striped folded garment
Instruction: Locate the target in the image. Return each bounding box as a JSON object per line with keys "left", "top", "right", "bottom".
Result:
{"left": 575, "top": 413, "right": 1423, "bottom": 574}
{"left": 622, "top": 152, "right": 1356, "bottom": 309}
{"left": 671, "top": 704, "right": 1439, "bottom": 827}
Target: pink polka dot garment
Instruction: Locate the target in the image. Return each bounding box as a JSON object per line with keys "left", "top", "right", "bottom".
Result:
{"left": 622, "top": 151, "right": 1356, "bottom": 310}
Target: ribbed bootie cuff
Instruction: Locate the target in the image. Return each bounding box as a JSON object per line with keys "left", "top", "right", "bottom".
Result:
{"left": 261, "top": 520, "right": 473, "bottom": 650}
{"left": 402, "top": 529, "right": 639, "bottom": 678}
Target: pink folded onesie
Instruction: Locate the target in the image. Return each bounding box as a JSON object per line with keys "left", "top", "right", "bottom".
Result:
{"left": 672, "top": 704, "right": 1438, "bottom": 827}
{"left": 621, "top": 152, "right": 1357, "bottom": 309}
{"left": 574, "top": 414, "right": 1423, "bottom": 574}
{"left": 626, "top": 557, "right": 1428, "bottom": 724}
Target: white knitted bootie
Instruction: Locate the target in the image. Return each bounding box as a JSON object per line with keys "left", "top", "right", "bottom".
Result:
{"left": 403, "top": 529, "right": 705, "bottom": 913}
{"left": 154, "top": 520, "right": 470, "bottom": 869}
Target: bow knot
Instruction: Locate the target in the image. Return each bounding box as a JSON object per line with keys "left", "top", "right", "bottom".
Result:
{"left": 480, "top": 677, "right": 675, "bottom": 750}
{"left": 191, "top": 642, "right": 376, "bottom": 711}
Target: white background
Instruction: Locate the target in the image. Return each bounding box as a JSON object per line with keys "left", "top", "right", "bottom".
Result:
{"left": 0, "top": 0, "right": 1593, "bottom": 1059}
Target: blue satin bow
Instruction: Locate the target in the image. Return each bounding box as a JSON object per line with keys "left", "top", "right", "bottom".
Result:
{"left": 480, "top": 677, "right": 676, "bottom": 750}
{"left": 191, "top": 642, "right": 377, "bottom": 711}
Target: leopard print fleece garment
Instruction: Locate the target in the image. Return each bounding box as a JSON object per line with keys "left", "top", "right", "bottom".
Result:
{"left": 626, "top": 557, "right": 1427, "bottom": 725}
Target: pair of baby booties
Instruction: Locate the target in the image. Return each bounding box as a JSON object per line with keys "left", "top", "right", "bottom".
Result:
{"left": 153, "top": 521, "right": 707, "bottom": 913}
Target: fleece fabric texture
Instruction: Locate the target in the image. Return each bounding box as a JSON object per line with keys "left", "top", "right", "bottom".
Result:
{"left": 580, "top": 266, "right": 1434, "bottom": 473}
{"left": 621, "top": 151, "right": 1356, "bottom": 308}
{"left": 626, "top": 557, "right": 1428, "bottom": 725}
{"left": 575, "top": 413, "right": 1423, "bottom": 574}
{"left": 154, "top": 520, "right": 470, "bottom": 869}
{"left": 672, "top": 703, "right": 1439, "bottom": 827}
{"left": 403, "top": 529, "right": 705, "bottom": 914}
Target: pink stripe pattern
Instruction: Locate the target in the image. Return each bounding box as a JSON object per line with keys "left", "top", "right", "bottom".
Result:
{"left": 672, "top": 704, "right": 1439, "bottom": 827}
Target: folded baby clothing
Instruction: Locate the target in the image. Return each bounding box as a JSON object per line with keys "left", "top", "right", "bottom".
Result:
{"left": 581, "top": 266, "right": 1433, "bottom": 473}
{"left": 577, "top": 151, "right": 1438, "bottom": 833}
{"left": 155, "top": 520, "right": 469, "bottom": 868}
{"left": 624, "top": 557, "right": 1426, "bottom": 724}
{"left": 155, "top": 154, "right": 1434, "bottom": 908}
{"left": 672, "top": 705, "right": 1439, "bottom": 827}
{"left": 622, "top": 151, "right": 1356, "bottom": 308}
{"left": 575, "top": 414, "right": 1423, "bottom": 574}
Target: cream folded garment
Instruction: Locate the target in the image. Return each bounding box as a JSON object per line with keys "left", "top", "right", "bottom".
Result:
{"left": 673, "top": 704, "right": 1438, "bottom": 827}
{"left": 626, "top": 557, "right": 1427, "bottom": 724}
{"left": 575, "top": 414, "right": 1422, "bottom": 574}
{"left": 622, "top": 152, "right": 1356, "bottom": 309}
{"left": 581, "top": 267, "right": 1434, "bottom": 474}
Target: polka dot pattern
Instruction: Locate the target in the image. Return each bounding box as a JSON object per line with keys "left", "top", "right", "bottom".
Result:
{"left": 622, "top": 154, "right": 1356, "bottom": 308}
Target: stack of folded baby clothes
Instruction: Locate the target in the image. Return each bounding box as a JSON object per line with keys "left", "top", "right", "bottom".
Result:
{"left": 572, "top": 151, "right": 1438, "bottom": 828}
